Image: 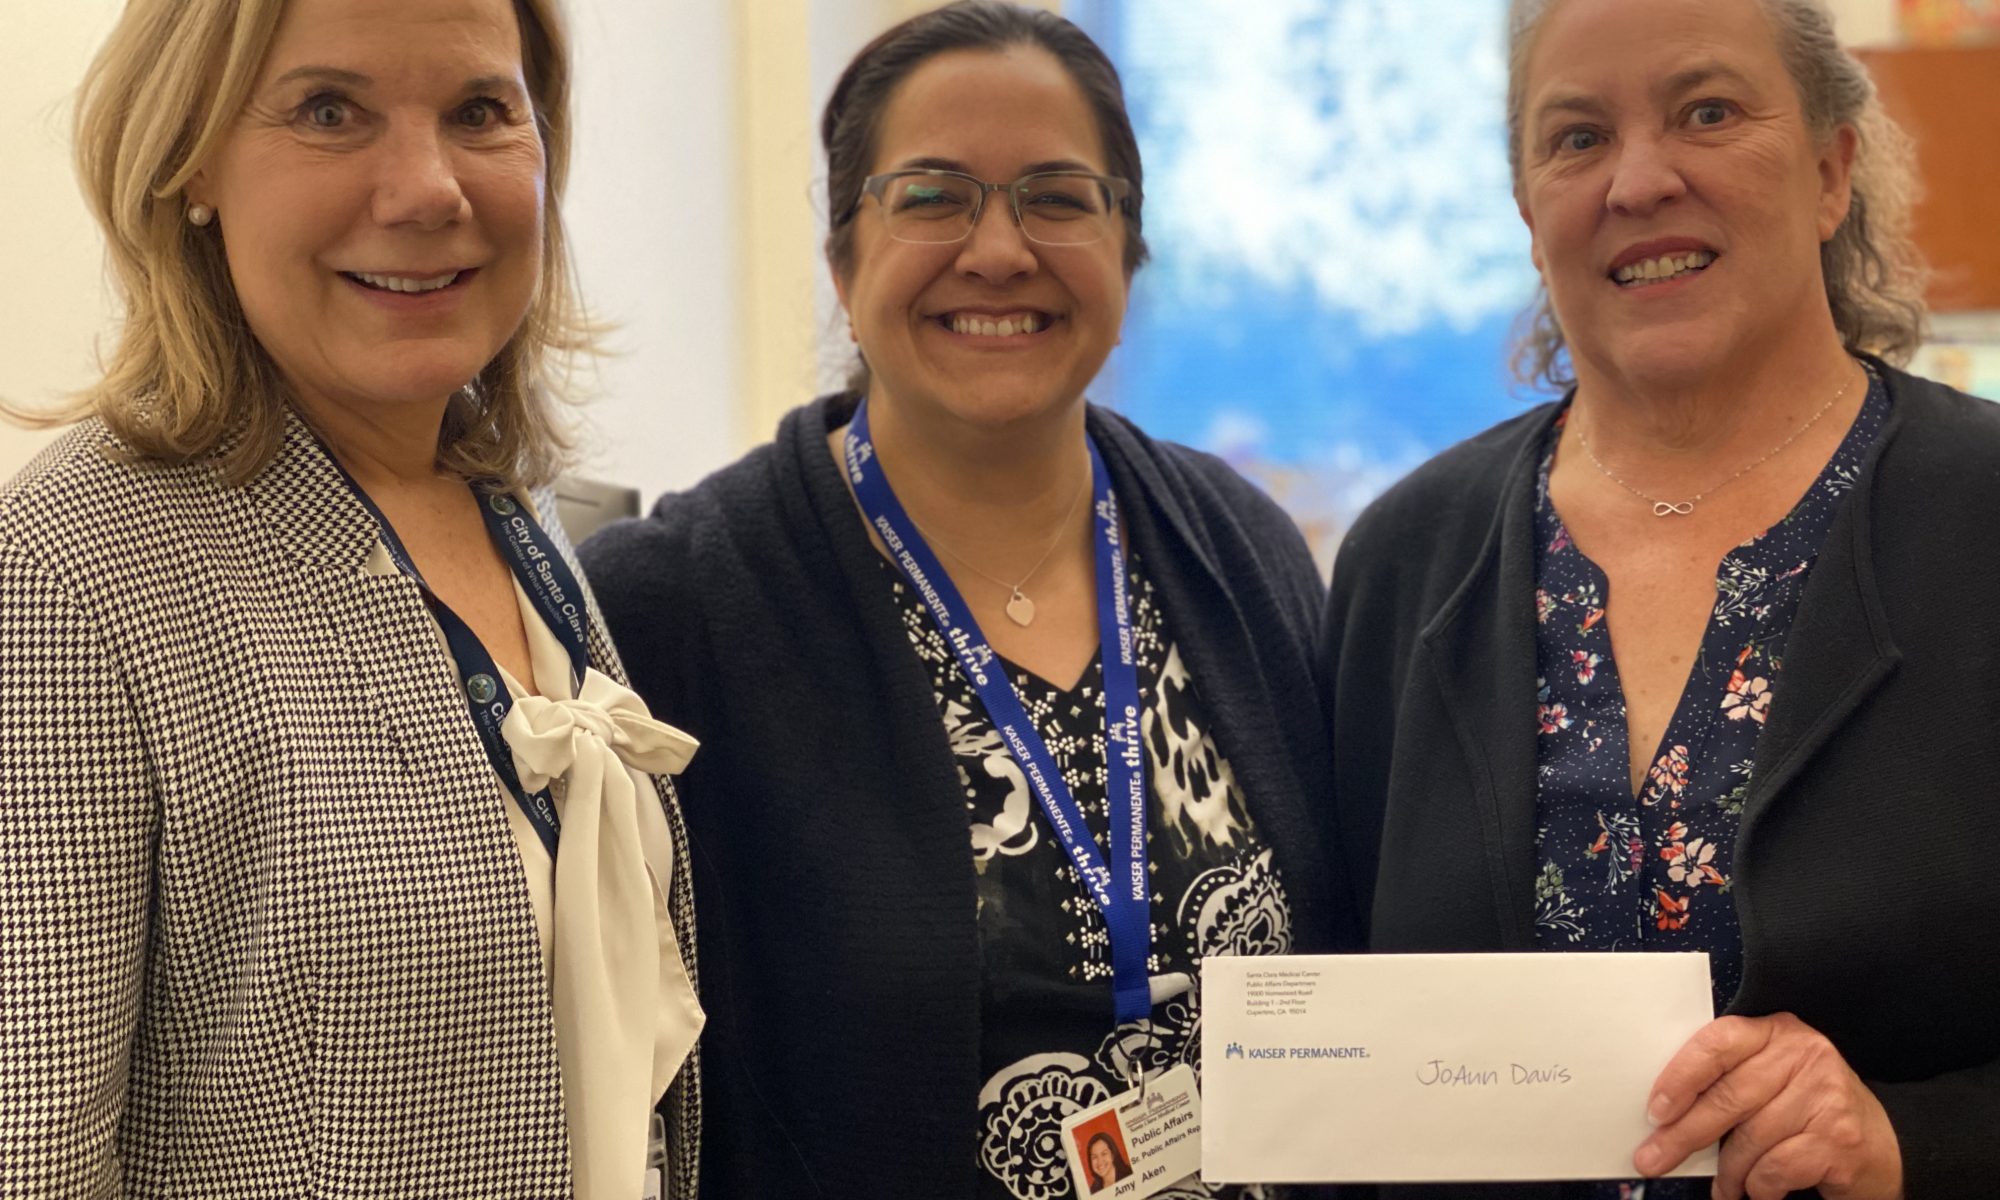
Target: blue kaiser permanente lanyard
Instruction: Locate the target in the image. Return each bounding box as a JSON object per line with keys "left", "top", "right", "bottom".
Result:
{"left": 333, "top": 464, "right": 590, "bottom": 860}
{"left": 845, "top": 399, "right": 1153, "bottom": 1025}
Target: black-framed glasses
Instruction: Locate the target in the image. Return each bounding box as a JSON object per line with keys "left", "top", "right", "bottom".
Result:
{"left": 850, "top": 169, "right": 1132, "bottom": 247}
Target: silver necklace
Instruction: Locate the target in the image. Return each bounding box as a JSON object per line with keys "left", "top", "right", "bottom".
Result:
{"left": 907, "top": 468, "right": 1091, "bottom": 628}
{"left": 1575, "top": 370, "right": 1855, "bottom": 517}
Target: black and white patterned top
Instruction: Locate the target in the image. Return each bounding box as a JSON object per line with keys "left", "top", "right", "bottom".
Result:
{"left": 0, "top": 415, "right": 700, "bottom": 1199}
{"left": 883, "top": 556, "right": 1293, "bottom": 1200}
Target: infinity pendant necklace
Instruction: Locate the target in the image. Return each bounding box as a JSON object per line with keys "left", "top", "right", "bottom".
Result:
{"left": 907, "top": 467, "right": 1091, "bottom": 627}
{"left": 1576, "top": 369, "right": 1855, "bottom": 517}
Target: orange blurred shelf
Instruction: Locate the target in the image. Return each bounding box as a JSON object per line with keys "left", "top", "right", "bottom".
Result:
{"left": 1856, "top": 44, "right": 2000, "bottom": 311}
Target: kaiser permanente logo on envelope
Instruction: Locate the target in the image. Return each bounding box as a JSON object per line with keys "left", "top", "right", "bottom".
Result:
{"left": 1200, "top": 953, "right": 1718, "bottom": 1184}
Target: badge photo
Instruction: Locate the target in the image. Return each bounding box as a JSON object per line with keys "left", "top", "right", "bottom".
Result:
{"left": 1059, "top": 1064, "right": 1204, "bottom": 1199}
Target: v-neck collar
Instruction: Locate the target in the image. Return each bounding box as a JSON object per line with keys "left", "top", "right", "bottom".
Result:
{"left": 1415, "top": 360, "right": 1908, "bottom": 952}
{"left": 1529, "top": 371, "right": 1893, "bottom": 798}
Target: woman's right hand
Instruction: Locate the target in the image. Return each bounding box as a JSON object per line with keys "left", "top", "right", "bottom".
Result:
{"left": 1635, "top": 1012, "right": 1904, "bottom": 1200}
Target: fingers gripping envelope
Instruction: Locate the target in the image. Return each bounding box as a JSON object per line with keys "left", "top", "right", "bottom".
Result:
{"left": 1200, "top": 953, "right": 1719, "bottom": 1184}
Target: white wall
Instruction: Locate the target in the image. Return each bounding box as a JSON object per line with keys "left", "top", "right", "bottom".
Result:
{"left": 563, "top": 0, "right": 741, "bottom": 501}
{"left": 0, "top": 0, "right": 125, "bottom": 482}
{"left": 810, "top": 0, "right": 917, "bottom": 400}
{"left": 1825, "top": 0, "right": 1898, "bottom": 46}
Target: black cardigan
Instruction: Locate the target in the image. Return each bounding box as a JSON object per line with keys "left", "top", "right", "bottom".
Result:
{"left": 1319, "top": 363, "right": 2000, "bottom": 1198}
{"left": 581, "top": 394, "right": 1357, "bottom": 1199}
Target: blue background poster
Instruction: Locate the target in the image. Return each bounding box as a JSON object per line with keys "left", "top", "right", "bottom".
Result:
{"left": 1071, "top": 0, "right": 1545, "bottom": 566}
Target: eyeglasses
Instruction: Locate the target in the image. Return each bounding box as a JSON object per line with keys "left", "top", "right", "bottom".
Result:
{"left": 850, "top": 169, "right": 1132, "bottom": 247}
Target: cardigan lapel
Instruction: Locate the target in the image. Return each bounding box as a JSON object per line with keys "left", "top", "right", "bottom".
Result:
{"left": 1085, "top": 408, "right": 1346, "bottom": 948}
{"left": 1739, "top": 391, "right": 1903, "bottom": 846}
{"left": 1407, "top": 379, "right": 1907, "bottom": 949}
{"left": 787, "top": 406, "right": 988, "bottom": 883}
{"left": 1415, "top": 420, "right": 1553, "bottom": 949}
{"left": 793, "top": 396, "right": 985, "bottom": 860}
{"left": 788, "top": 397, "right": 988, "bottom": 1187}
{"left": 1085, "top": 409, "right": 1226, "bottom": 581}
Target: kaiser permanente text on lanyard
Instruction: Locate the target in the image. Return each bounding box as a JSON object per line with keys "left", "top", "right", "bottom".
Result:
{"left": 845, "top": 398, "right": 1152, "bottom": 1027}
{"left": 331, "top": 462, "right": 589, "bottom": 860}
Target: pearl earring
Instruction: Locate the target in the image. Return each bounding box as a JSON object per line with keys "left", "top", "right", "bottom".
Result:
{"left": 187, "top": 204, "right": 214, "bottom": 227}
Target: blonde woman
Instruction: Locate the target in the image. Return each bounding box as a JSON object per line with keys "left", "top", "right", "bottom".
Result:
{"left": 0, "top": 0, "right": 702, "bottom": 1195}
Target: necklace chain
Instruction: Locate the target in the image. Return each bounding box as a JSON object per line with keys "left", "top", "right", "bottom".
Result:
{"left": 906, "top": 466, "right": 1091, "bottom": 626}
{"left": 1575, "top": 368, "right": 1857, "bottom": 517}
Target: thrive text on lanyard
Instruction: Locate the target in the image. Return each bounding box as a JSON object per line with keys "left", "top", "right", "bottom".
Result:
{"left": 844, "top": 398, "right": 1152, "bottom": 1025}
{"left": 332, "top": 466, "right": 590, "bottom": 860}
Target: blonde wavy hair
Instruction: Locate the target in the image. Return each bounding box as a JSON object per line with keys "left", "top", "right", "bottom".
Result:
{"left": 1505, "top": 0, "right": 1928, "bottom": 392}
{"left": 5, "top": 0, "right": 593, "bottom": 486}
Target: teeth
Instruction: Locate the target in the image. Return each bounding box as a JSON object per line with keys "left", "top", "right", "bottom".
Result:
{"left": 950, "top": 312, "right": 1045, "bottom": 337}
{"left": 1614, "top": 251, "right": 1714, "bottom": 286}
{"left": 351, "top": 270, "right": 461, "bottom": 294}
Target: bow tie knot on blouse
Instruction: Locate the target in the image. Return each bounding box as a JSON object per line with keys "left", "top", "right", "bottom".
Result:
{"left": 502, "top": 666, "right": 703, "bottom": 1200}
{"left": 507, "top": 668, "right": 698, "bottom": 788}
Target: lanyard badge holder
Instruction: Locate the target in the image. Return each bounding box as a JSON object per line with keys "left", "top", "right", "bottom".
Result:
{"left": 332, "top": 467, "right": 590, "bottom": 859}
{"left": 845, "top": 402, "right": 1202, "bottom": 1197}
{"left": 336, "top": 464, "right": 689, "bottom": 1197}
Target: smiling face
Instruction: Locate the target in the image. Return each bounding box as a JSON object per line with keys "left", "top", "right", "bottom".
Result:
{"left": 190, "top": 0, "right": 545, "bottom": 424}
{"left": 1088, "top": 1136, "right": 1116, "bottom": 1183}
{"left": 1515, "top": 0, "right": 1854, "bottom": 390}
{"left": 834, "top": 46, "right": 1129, "bottom": 436}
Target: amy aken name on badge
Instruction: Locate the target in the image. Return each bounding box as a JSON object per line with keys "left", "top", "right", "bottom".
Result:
{"left": 1060, "top": 1064, "right": 1205, "bottom": 1199}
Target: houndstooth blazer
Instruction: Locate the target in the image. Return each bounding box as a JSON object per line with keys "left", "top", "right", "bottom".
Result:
{"left": 0, "top": 414, "right": 699, "bottom": 1199}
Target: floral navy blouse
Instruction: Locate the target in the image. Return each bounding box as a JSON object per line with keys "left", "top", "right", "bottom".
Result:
{"left": 1530, "top": 368, "right": 1888, "bottom": 1198}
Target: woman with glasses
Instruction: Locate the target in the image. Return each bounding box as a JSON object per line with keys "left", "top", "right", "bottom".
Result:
{"left": 579, "top": 2, "right": 1354, "bottom": 1196}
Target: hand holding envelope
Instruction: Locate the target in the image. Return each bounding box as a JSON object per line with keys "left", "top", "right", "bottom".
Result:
{"left": 1201, "top": 953, "right": 1721, "bottom": 1184}
{"left": 1639, "top": 1012, "right": 1906, "bottom": 1200}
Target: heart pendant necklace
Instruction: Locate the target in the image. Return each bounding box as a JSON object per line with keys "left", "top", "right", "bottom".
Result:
{"left": 911, "top": 469, "right": 1091, "bottom": 628}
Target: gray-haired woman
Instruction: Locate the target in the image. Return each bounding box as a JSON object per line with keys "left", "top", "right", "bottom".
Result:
{"left": 1321, "top": 0, "right": 1996, "bottom": 1197}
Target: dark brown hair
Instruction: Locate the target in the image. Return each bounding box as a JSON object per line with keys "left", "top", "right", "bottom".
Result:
{"left": 821, "top": 0, "right": 1149, "bottom": 281}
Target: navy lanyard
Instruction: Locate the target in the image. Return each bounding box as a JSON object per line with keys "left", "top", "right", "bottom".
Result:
{"left": 333, "top": 465, "right": 589, "bottom": 859}
{"left": 845, "top": 399, "right": 1153, "bottom": 1025}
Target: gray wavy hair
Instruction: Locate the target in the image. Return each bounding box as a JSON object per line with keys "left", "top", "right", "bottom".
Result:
{"left": 1505, "top": 0, "right": 1928, "bottom": 391}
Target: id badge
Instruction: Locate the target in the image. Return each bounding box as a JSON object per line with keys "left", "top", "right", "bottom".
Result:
{"left": 642, "top": 1112, "right": 666, "bottom": 1200}
{"left": 1059, "top": 1063, "right": 1203, "bottom": 1198}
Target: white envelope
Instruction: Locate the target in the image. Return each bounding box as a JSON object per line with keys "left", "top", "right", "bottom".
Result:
{"left": 1201, "top": 952, "right": 1718, "bottom": 1184}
